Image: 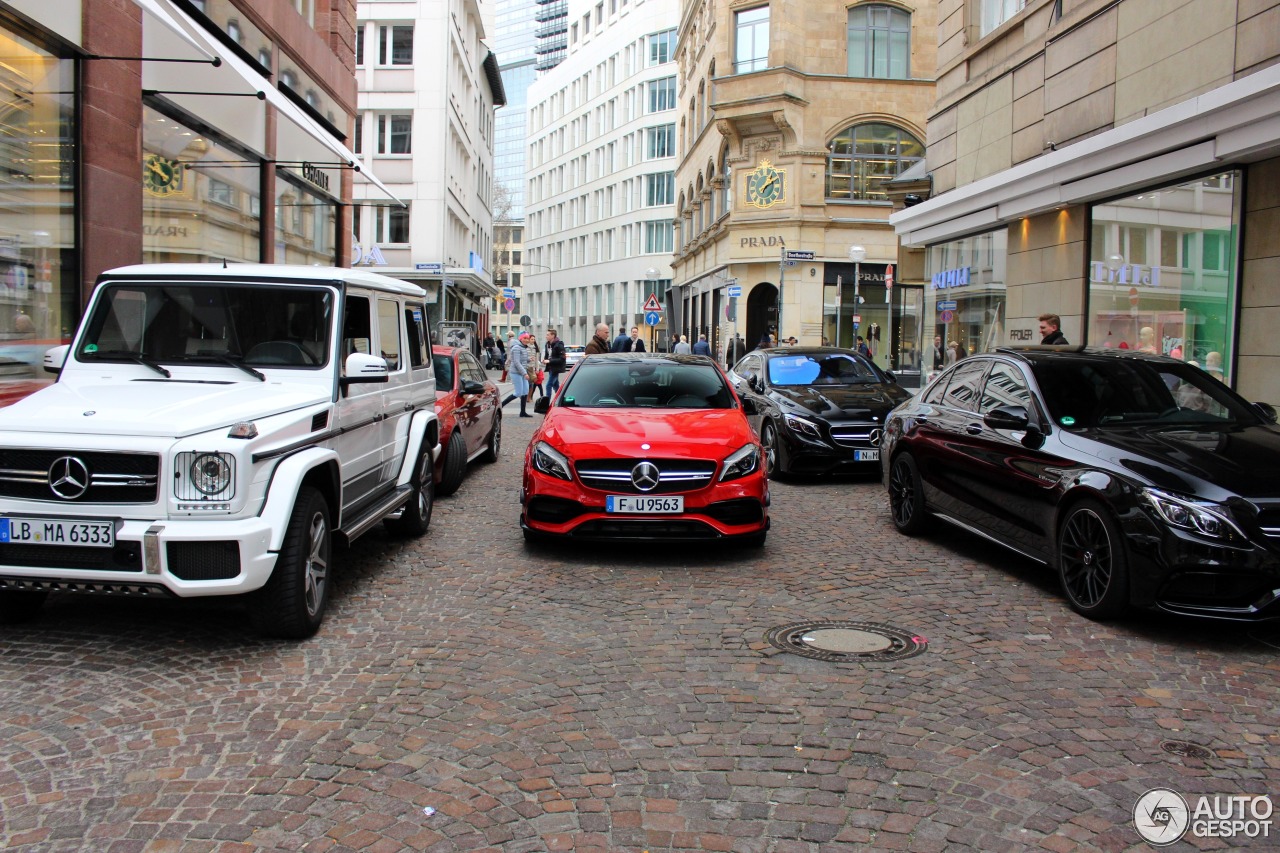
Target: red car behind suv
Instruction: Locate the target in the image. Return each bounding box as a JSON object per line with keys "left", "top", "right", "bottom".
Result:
{"left": 521, "top": 354, "right": 769, "bottom": 545}
{"left": 432, "top": 346, "right": 501, "bottom": 495}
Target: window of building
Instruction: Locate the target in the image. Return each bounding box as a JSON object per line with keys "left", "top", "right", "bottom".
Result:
{"left": 825, "top": 123, "right": 924, "bottom": 202}
{"left": 379, "top": 25, "right": 414, "bottom": 65}
{"left": 648, "top": 76, "right": 676, "bottom": 113}
{"left": 649, "top": 29, "right": 676, "bottom": 65}
{"left": 353, "top": 113, "right": 363, "bottom": 154}
{"left": 275, "top": 171, "right": 337, "bottom": 265}
{"left": 377, "top": 114, "right": 412, "bottom": 154}
{"left": 1087, "top": 170, "right": 1241, "bottom": 379}
{"left": 734, "top": 6, "right": 770, "bottom": 73}
{"left": 374, "top": 204, "right": 411, "bottom": 245}
{"left": 645, "top": 124, "right": 675, "bottom": 159}
{"left": 645, "top": 172, "right": 674, "bottom": 206}
{"left": 980, "top": 0, "right": 1029, "bottom": 37}
{"left": 848, "top": 5, "right": 910, "bottom": 78}
{"left": 291, "top": 0, "right": 314, "bottom": 27}
{"left": 355, "top": 25, "right": 365, "bottom": 66}
{"left": 644, "top": 221, "right": 673, "bottom": 253}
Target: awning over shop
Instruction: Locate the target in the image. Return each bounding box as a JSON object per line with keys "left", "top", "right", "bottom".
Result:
{"left": 131, "top": 0, "right": 404, "bottom": 207}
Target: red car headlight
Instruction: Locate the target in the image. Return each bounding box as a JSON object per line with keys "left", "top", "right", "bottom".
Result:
{"left": 532, "top": 441, "right": 573, "bottom": 481}
{"left": 719, "top": 443, "right": 760, "bottom": 482}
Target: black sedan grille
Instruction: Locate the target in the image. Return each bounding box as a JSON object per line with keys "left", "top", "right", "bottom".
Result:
{"left": 1251, "top": 504, "right": 1280, "bottom": 539}
{"left": 0, "top": 449, "right": 160, "bottom": 503}
{"left": 829, "top": 424, "right": 883, "bottom": 448}
{"left": 575, "top": 458, "right": 716, "bottom": 494}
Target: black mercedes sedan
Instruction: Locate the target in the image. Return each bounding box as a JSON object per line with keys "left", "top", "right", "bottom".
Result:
{"left": 883, "top": 346, "right": 1280, "bottom": 621}
{"left": 728, "top": 347, "right": 912, "bottom": 477}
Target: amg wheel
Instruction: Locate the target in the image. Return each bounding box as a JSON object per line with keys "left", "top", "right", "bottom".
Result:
{"left": 437, "top": 429, "right": 467, "bottom": 496}
{"left": 760, "top": 421, "right": 781, "bottom": 478}
{"left": 888, "top": 452, "right": 929, "bottom": 535}
{"left": 1057, "top": 499, "right": 1129, "bottom": 619}
{"left": 250, "top": 486, "right": 331, "bottom": 639}
{"left": 481, "top": 412, "right": 501, "bottom": 463}
{"left": 385, "top": 444, "right": 434, "bottom": 537}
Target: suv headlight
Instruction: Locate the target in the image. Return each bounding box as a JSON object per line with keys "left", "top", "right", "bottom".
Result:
{"left": 719, "top": 443, "right": 760, "bottom": 482}
{"left": 1141, "top": 488, "right": 1244, "bottom": 542}
{"left": 783, "top": 413, "right": 822, "bottom": 439}
{"left": 532, "top": 441, "right": 572, "bottom": 481}
{"left": 176, "top": 451, "right": 236, "bottom": 500}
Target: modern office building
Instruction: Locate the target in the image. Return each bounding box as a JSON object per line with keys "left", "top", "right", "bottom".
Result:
{"left": 534, "top": 0, "right": 568, "bottom": 73}
{"left": 353, "top": 0, "right": 505, "bottom": 335}
{"left": 0, "top": 0, "right": 380, "bottom": 402}
{"left": 671, "top": 0, "right": 939, "bottom": 377}
{"left": 521, "top": 0, "right": 680, "bottom": 349}
{"left": 890, "top": 0, "right": 1280, "bottom": 402}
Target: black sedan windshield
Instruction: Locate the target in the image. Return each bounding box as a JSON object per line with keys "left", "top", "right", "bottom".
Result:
{"left": 1032, "top": 357, "right": 1258, "bottom": 428}
{"left": 767, "top": 352, "right": 879, "bottom": 386}
{"left": 559, "top": 360, "right": 734, "bottom": 408}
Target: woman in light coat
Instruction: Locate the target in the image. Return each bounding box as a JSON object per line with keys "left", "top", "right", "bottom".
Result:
{"left": 503, "top": 333, "right": 533, "bottom": 417}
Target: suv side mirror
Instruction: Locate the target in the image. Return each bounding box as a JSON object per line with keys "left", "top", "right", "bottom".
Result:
{"left": 340, "top": 352, "right": 389, "bottom": 390}
{"left": 43, "top": 345, "right": 69, "bottom": 375}
{"left": 1254, "top": 402, "right": 1278, "bottom": 424}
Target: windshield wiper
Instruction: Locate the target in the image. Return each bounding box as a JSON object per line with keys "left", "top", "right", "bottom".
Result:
{"left": 183, "top": 351, "right": 266, "bottom": 381}
{"left": 85, "top": 349, "right": 171, "bottom": 378}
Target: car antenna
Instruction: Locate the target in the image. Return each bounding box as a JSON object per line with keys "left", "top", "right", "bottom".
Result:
{"left": 222, "top": 257, "right": 228, "bottom": 269}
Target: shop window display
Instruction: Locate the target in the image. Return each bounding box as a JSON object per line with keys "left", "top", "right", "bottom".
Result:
{"left": 1088, "top": 171, "right": 1239, "bottom": 381}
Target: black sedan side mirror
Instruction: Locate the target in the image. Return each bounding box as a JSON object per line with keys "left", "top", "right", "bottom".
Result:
{"left": 984, "top": 404, "right": 1030, "bottom": 431}
{"left": 1254, "top": 402, "right": 1278, "bottom": 424}
{"left": 534, "top": 396, "right": 550, "bottom": 414}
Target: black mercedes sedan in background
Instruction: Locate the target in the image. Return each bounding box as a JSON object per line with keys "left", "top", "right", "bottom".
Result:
{"left": 883, "top": 346, "right": 1280, "bottom": 621}
{"left": 728, "top": 347, "right": 912, "bottom": 478}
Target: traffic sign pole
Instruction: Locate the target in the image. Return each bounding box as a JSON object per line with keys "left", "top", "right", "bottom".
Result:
{"left": 835, "top": 274, "right": 842, "bottom": 348}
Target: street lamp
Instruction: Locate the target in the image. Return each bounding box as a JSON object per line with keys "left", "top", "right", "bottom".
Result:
{"left": 645, "top": 267, "right": 660, "bottom": 351}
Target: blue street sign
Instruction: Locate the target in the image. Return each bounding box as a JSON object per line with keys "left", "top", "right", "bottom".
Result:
{"left": 645, "top": 311, "right": 661, "bottom": 326}
{"left": 502, "top": 287, "right": 517, "bottom": 298}
{"left": 785, "top": 250, "right": 815, "bottom": 260}
{"left": 415, "top": 262, "right": 443, "bottom": 273}
{"left": 937, "top": 300, "right": 957, "bottom": 311}
{"left": 727, "top": 285, "right": 742, "bottom": 298}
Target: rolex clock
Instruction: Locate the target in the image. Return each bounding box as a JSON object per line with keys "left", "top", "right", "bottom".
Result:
{"left": 746, "top": 159, "right": 785, "bottom": 209}
{"left": 143, "top": 153, "right": 185, "bottom": 197}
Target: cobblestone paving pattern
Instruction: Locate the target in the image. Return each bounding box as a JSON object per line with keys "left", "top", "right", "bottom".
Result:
{"left": 1, "top": 411, "right": 1278, "bottom": 852}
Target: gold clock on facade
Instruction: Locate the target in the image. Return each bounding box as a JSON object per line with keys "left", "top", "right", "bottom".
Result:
{"left": 143, "top": 153, "right": 185, "bottom": 197}
{"left": 746, "top": 159, "right": 785, "bottom": 209}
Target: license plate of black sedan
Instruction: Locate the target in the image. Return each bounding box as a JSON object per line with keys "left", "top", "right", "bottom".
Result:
{"left": 0, "top": 517, "right": 116, "bottom": 547}
{"left": 606, "top": 496, "right": 684, "bottom": 514}
{"left": 855, "top": 449, "right": 880, "bottom": 462}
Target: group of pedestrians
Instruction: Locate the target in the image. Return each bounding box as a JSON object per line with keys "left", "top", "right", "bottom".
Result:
{"left": 497, "top": 329, "right": 567, "bottom": 418}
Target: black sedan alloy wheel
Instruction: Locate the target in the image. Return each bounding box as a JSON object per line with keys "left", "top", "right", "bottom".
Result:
{"left": 1057, "top": 500, "right": 1129, "bottom": 619}
{"left": 760, "top": 421, "right": 780, "bottom": 477}
{"left": 888, "top": 453, "right": 928, "bottom": 535}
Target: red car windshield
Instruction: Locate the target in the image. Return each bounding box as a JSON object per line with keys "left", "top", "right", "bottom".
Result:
{"left": 559, "top": 361, "right": 734, "bottom": 409}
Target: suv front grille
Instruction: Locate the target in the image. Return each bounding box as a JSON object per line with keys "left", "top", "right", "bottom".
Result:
{"left": 575, "top": 458, "right": 716, "bottom": 494}
{"left": 0, "top": 541, "right": 143, "bottom": 572}
{"left": 0, "top": 449, "right": 160, "bottom": 503}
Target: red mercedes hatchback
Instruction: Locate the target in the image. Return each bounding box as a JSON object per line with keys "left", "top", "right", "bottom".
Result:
{"left": 521, "top": 354, "right": 769, "bottom": 545}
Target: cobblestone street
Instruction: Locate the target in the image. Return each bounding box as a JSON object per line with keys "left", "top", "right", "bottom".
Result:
{"left": 1, "top": 411, "right": 1278, "bottom": 852}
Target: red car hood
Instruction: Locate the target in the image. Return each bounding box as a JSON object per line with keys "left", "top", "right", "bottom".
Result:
{"left": 541, "top": 407, "right": 756, "bottom": 459}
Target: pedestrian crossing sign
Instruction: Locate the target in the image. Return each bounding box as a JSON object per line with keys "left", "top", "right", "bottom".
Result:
{"left": 643, "top": 293, "right": 663, "bottom": 312}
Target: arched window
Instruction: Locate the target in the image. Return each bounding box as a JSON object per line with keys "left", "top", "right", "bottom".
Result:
{"left": 848, "top": 5, "right": 911, "bottom": 79}
{"left": 720, "top": 147, "right": 732, "bottom": 211}
{"left": 825, "top": 122, "right": 923, "bottom": 202}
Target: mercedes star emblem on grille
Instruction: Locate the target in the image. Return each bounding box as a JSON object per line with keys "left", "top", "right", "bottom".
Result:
{"left": 869, "top": 428, "right": 883, "bottom": 447}
{"left": 49, "top": 456, "right": 90, "bottom": 500}
{"left": 631, "top": 461, "right": 660, "bottom": 492}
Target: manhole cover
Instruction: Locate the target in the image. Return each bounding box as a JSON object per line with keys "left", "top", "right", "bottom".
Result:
{"left": 1160, "top": 740, "right": 1215, "bottom": 760}
{"left": 765, "top": 621, "right": 927, "bottom": 663}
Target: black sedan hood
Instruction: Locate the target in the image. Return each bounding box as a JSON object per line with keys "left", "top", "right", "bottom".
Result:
{"left": 1061, "top": 423, "right": 1280, "bottom": 499}
{"left": 769, "top": 383, "right": 910, "bottom": 419}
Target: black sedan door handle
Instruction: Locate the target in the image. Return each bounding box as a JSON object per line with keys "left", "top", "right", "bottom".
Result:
{"left": 966, "top": 423, "right": 984, "bottom": 435}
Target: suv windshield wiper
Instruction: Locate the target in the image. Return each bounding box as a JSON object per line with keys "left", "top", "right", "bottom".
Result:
{"left": 84, "top": 349, "right": 171, "bottom": 378}
{"left": 182, "top": 351, "right": 266, "bottom": 381}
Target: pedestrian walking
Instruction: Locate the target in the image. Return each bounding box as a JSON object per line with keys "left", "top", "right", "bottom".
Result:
{"left": 501, "top": 333, "right": 535, "bottom": 417}
{"left": 673, "top": 335, "right": 692, "bottom": 355}
{"left": 692, "top": 333, "right": 711, "bottom": 356}
{"left": 1039, "top": 313, "right": 1069, "bottom": 345}
{"left": 542, "top": 328, "right": 566, "bottom": 398}
{"left": 586, "top": 323, "right": 611, "bottom": 355}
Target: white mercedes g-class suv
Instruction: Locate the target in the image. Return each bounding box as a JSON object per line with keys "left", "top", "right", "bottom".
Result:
{"left": 0, "top": 264, "right": 440, "bottom": 638}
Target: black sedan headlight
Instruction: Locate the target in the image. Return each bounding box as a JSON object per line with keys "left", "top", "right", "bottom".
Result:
{"left": 719, "top": 443, "right": 760, "bottom": 482}
{"left": 1141, "top": 488, "right": 1246, "bottom": 542}
{"left": 783, "top": 412, "right": 822, "bottom": 439}
{"left": 532, "top": 441, "right": 573, "bottom": 481}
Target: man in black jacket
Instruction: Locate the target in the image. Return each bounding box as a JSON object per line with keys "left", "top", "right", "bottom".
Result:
{"left": 542, "top": 328, "right": 567, "bottom": 397}
{"left": 1039, "top": 313, "right": 1069, "bottom": 345}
